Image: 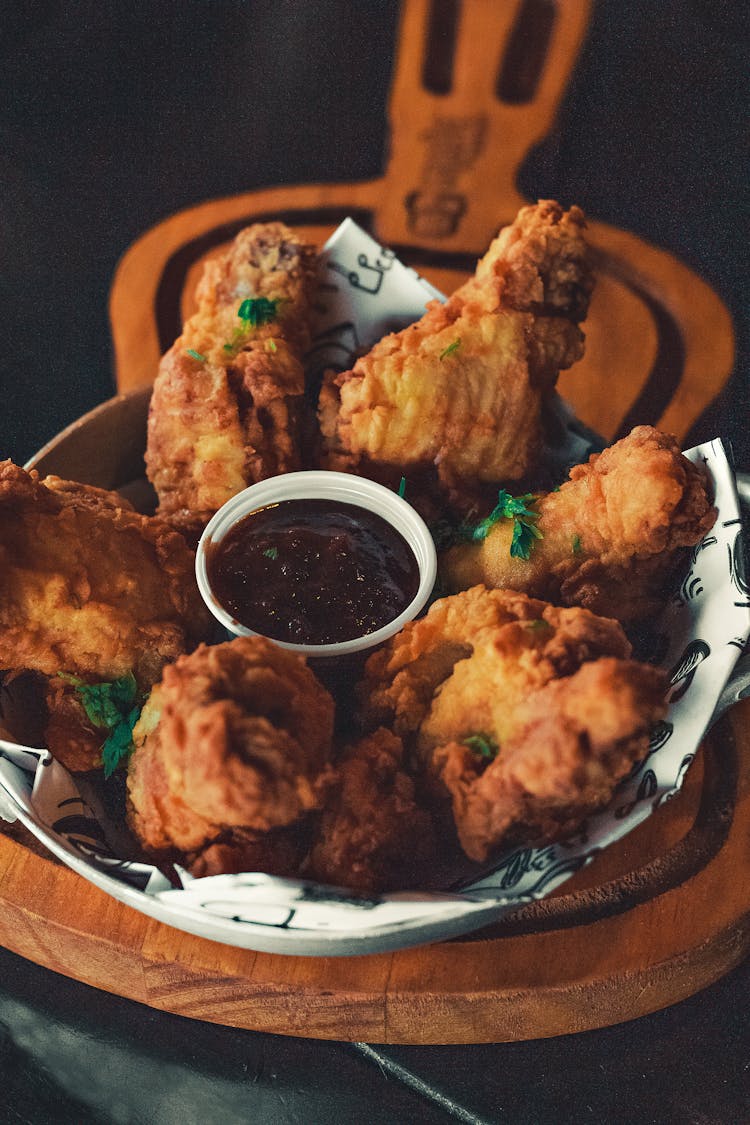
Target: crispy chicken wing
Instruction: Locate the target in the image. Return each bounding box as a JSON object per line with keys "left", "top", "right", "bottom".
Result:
{"left": 146, "top": 222, "right": 318, "bottom": 541}
{"left": 359, "top": 586, "right": 666, "bottom": 861}
{"left": 0, "top": 461, "right": 212, "bottom": 688}
{"left": 126, "top": 637, "right": 335, "bottom": 872}
{"left": 319, "top": 201, "right": 594, "bottom": 500}
{"left": 442, "top": 426, "right": 717, "bottom": 622}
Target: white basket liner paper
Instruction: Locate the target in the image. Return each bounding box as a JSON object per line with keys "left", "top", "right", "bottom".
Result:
{"left": 0, "top": 220, "right": 747, "bottom": 956}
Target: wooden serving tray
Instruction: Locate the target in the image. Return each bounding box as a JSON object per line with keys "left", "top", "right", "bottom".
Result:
{"left": 5, "top": 2, "right": 744, "bottom": 1043}
{"left": 15, "top": 388, "right": 750, "bottom": 1043}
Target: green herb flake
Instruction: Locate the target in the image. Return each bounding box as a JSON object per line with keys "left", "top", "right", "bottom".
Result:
{"left": 511, "top": 516, "right": 543, "bottom": 560}
{"left": 263, "top": 546, "right": 279, "bottom": 560}
{"left": 523, "top": 618, "right": 551, "bottom": 631}
{"left": 439, "top": 338, "right": 461, "bottom": 361}
{"left": 185, "top": 348, "right": 206, "bottom": 363}
{"left": 222, "top": 298, "right": 282, "bottom": 356}
{"left": 238, "top": 296, "right": 281, "bottom": 327}
{"left": 463, "top": 733, "right": 499, "bottom": 761}
{"left": 60, "top": 672, "right": 141, "bottom": 779}
{"left": 462, "top": 490, "right": 543, "bottom": 561}
{"left": 101, "top": 704, "right": 141, "bottom": 779}
{"left": 223, "top": 326, "right": 248, "bottom": 355}
{"left": 397, "top": 476, "right": 407, "bottom": 499}
{"left": 572, "top": 533, "right": 582, "bottom": 556}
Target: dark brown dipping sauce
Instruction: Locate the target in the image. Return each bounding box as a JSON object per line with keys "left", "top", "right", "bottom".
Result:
{"left": 206, "top": 499, "right": 421, "bottom": 645}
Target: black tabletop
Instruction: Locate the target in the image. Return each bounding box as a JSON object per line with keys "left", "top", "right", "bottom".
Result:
{"left": 1, "top": 2, "right": 749, "bottom": 1122}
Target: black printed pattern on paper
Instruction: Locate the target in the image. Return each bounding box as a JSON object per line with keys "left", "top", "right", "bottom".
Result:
{"left": 729, "top": 530, "right": 750, "bottom": 607}
{"left": 666, "top": 639, "right": 710, "bottom": 704}
{"left": 327, "top": 247, "right": 395, "bottom": 295}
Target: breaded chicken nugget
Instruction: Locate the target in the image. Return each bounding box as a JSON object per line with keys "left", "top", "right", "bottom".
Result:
{"left": 319, "top": 201, "right": 594, "bottom": 496}
{"left": 440, "top": 658, "right": 666, "bottom": 861}
{"left": 146, "top": 223, "right": 318, "bottom": 541}
{"left": 127, "top": 637, "right": 335, "bottom": 872}
{"left": 359, "top": 586, "right": 666, "bottom": 861}
{"left": 442, "top": 426, "right": 717, "bottom": 621}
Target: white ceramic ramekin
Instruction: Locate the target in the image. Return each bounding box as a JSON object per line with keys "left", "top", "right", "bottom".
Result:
{"left": 195, "top": 471, "right": 437, "bottom": 658}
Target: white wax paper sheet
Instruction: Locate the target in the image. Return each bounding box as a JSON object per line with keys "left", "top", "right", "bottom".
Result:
{"left": 0, "top": 221, "right": 747, "bottom": 956}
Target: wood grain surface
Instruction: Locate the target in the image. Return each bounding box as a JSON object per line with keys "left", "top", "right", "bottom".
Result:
{"left": 6, "top": 0, "right": 744, "bottom": 1044}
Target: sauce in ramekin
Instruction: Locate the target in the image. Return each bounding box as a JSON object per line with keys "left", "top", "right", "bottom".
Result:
{"left": 205, "top": 498, "right": 420, "bottom": 645}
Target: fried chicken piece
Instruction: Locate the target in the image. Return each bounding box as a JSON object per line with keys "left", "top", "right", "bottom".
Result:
{"left": 442, "top": 426, "right": 717, "bottom": 622}
{"left": 127, "top": 637, "right": 335, "bottom": 874}
{"left": 440, "top": 658, "right": 666, "bottom": 861}
{"left": 305, "top": 728, "right": 437, "bottom": 893}
{"left": 361, "top": 587, "right": 632, "bottom": 746}
{"left": 0, "top": 462, "right": 213, "bottom": 689}
{"left": 319, "top": 201, "right": 594, "bottom": 499}
{"left": 146, "top": 223, "right": 318, "bottom": 541}
{"left": 359, "top": 586, "right": 666, "bottom": 861}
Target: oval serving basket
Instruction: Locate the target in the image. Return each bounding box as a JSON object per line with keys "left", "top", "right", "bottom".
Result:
{"left": 2, "top": 375, "right": 744, "bottom": 956}
{"left": 6, "top": 219, "right": 749, "bottom": 959}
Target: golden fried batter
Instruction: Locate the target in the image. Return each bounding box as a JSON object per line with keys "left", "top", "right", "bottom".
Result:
{"left": 319, "top": 201, "right": 594, "bottom": 495}
{"left": 442, "top": 426, "right": 717, "bottom": 621}
{"left": 440, "top": 658, "right": 666, "bottom": 861}
{"left": 359, "top": 586, "right": 666, "bottom": 861}
{"left": 146, "top": 223, "right": 318, "bottom": 540}
{"left": 127, "top": 637, "right": 335, "bottom": 871}
{"left": 0, "top": 461, "right": 212, "bottom": 688}
{"left": 306, "top": 728, "right": 437, "bottom": 893}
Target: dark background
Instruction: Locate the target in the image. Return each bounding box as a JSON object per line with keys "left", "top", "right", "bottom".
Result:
{"left": 1, "top": 1, "right": 748, "bottom": 468}
{"left": 1, "top": 2, "right": 748, "bottom": 1122}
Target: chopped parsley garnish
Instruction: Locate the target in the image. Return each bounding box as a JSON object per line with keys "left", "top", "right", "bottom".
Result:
{"left": 523, "top": 618, "right": 552, "bottom": 631}
{"left": 100, "top": 716, "right": 140, "bottom": 780}
{"left": 397, "top": 476, "right": 407, "bottom": 499}
{"left": 462, "top": 490, "right": 543, "bottom": 560}
{"left": 263, "top": 546, "right": 279, "bottom": 560}
{"left": 572, "top": 533, "right": 582, "bottom": 555}
{"left": 185, "top": 348, "right": 206, "bottom": 363}
{"left": 223, "top": 298, "right": 283, "bottom": 355}
{"left": 265, "top": 339, "right": 278, "bottom": 353}
{"left": 237, "top": 296, "right": 281, "bottom": 327}
{"left": 463, "top": 733, "right": 499, "bottom": 761}
{"left": 59, "top": 672, "right": 142, "bottom": 778}
{"left": 439, "top": 338, "right": 461, "bottom": 360}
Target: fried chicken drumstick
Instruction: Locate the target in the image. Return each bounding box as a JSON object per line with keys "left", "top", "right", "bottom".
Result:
{"left": 441, "top": 426, "right": 717, "bottom": 622}
{"left": 359, "top": 586, "right": 667, "bottom": 862}
{"left": 319, "top": 201, "right": 594, "bottom": 501}
{"left": 146, "top": 222, "right": 318, "bottom": 541}
{"left": 127, "top": 637, "right": 335, "bottom": 875}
